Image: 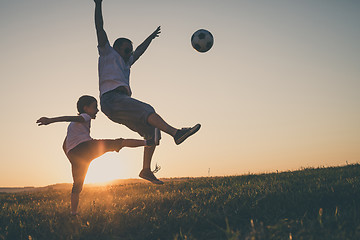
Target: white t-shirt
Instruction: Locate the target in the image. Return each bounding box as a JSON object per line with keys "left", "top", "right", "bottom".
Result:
{"left": 64, "top": 113, "right": 93, "bottom": 154}
{"left": 98, "top": 42, "right": 135, "bottom": 97}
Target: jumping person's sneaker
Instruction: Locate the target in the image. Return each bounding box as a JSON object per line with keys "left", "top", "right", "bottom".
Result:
{"left": 139, "top": 169, "right": 164, "bottom": 185}
{"left": 174, "top": 124, "right": 201, "bottom": 145}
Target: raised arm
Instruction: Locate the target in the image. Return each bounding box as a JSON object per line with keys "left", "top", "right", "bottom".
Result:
{"left": 133, "top": 26, "right": 161, "bottom": 63}
{"left": 36, "top": 116, "right": 85, "bottom": 126}
{"left": 94, "top": 0, "right": 108, "bottom": 47}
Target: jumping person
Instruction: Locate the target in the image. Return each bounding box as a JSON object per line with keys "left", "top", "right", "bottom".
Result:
{"left": 37, "top": 95, "right": 152, "bottom": 216}
{"left": 93, "top": 0, "right": 201, "bottom": 185}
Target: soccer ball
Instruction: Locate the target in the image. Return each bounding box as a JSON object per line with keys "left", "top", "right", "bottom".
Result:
{"left": 191, "top": 29, "right": 214, "bottom": 53}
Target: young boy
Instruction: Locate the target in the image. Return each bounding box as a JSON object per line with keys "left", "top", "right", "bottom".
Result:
{"left": 93, "top": 0, "right": 201, "bottom": 185}
{"left": 37, "top": 95, "right": 152, "bottom": 216}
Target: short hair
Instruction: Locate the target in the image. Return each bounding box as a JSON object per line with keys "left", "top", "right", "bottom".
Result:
{"left": 113, "top": 38, "right": 132, "bottom": 51}
{"left": 77, "top": 95, "right": 97, "bottom": 114}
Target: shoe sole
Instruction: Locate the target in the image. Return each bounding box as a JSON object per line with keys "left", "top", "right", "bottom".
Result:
{"left": 139, "top": 174, "right": 164, "bottom": 185}
{"left": 175, "top": 124, "right": 201, "bottom": 145}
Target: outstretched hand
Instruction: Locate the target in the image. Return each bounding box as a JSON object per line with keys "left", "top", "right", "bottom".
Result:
{"left": 150, "top": 26, "right": 161, "bottom": 39}
{"left": 36, "top": 117, "right": 52, "bottom": 126}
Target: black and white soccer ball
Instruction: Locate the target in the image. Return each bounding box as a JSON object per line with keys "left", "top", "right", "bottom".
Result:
{"left": 191, "top": 29, "right": 214, "bottom": 53}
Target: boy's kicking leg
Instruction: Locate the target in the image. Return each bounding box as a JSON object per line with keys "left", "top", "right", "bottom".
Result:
{"left": 66, "top": 138, "right": 147, "bottom": 215}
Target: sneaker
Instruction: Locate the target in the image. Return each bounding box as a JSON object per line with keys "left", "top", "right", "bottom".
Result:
{"left": 174, "top": 124, "right": 201, "bottom": 145}
{"left": 139, "top": 169, "right": 164, "bottom": 185}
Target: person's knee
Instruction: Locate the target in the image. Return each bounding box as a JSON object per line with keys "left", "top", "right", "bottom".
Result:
{"left": 147, "top": 112, "right": 157, "bottom": 122}
{"left": 72, "top": 182, "right": 83, "bottom": 194}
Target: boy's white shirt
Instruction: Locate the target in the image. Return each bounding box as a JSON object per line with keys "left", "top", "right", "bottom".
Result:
{"left": 98, "top": 42, "right": 134, "bottom": 97}
{"left": 65, "top": 113, "right": 92, "bottom": 154}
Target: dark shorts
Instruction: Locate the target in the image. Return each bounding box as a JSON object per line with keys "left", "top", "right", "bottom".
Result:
{"left": 65, "top": 139, "right": 122, "bottom": 194}
{"left": 100, "top": 89, "right": 158, "bottom": 140}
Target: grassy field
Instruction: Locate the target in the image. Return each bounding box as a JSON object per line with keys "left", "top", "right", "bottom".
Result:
{"left": 1, "top": 164, "right": 359, "bottom": 240}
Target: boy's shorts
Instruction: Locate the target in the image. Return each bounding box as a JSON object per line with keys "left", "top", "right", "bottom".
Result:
{"left": 100, "top": 89, "right": 159, "bottom": 140}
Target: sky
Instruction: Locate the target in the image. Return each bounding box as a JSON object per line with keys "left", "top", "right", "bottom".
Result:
{"left": 0, "top": 0, "right": 359, "bottom": 187}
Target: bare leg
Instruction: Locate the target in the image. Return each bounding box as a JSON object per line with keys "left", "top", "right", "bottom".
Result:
{"left": 139, "top": 145, "right": 163, "bottom": 184}
{"left": 147, "top": 113, "right": 177, "bottom": 136}
{"left": 121, "top": 139, "right": 146, "bottom": 148}
{"left": 143, "top": 145, "right": 156, "bottom": 170}
{"left": 69, "top": 161, "right": 89, "bottom": 216}
{"left": 71, "top": 193, "right": 80, "bottom": 215}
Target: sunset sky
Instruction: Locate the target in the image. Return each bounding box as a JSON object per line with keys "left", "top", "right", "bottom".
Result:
{"left": 1, "top": 0, "right": 359, "bottom": 187}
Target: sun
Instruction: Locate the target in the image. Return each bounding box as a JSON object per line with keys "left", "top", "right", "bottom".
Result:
{"left": 84, "top": 153, "right": 132, "bottom": 184}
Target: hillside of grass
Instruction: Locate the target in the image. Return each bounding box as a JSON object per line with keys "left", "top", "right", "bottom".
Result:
{"left": 1, "top": 164, "right": 359, "bottom": 240}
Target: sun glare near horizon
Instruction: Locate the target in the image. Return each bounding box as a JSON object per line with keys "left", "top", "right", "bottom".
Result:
{"left": 84, "top": 153, "right": 134, "bottom": 184}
